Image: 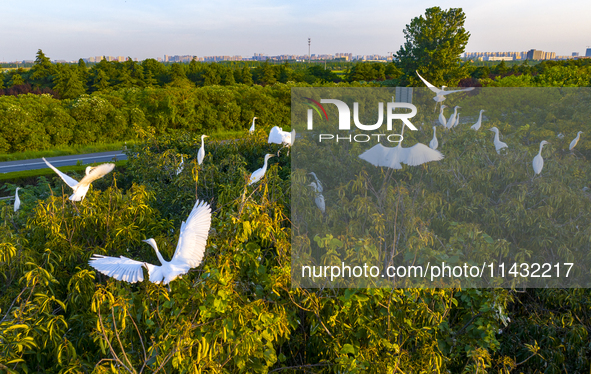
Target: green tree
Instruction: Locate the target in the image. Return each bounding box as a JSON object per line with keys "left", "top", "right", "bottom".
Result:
{"left": 92, "top": 69, "right": 110, "bottom": 91}
{"left": 396, "top": 7, "right": 471, "bottom": 87}
{"left": 242, "top": 64, "right": 253, "bottom": 85}
{"left": 9, "top": 73, "right": 25, "bottom": 87}
{"left": 30, "top": 49, "right": 57, "bottom": 88}
{"left": 53, "top": 66, "right": 86, "bottom": 99}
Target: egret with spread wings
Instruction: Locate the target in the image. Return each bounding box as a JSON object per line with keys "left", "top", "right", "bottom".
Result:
{"left": 416, "top": 71, "right": 474, "bottom": 110}
{"left": 43, "top": 157, "right": 115, "bottom": 201}
{"left": 89, "top": 200, "right": 212, "bottom": 285}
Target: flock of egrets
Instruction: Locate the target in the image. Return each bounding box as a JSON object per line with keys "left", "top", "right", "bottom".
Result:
{"left": 8, "top": 120, "right": 296, "bottom": 285}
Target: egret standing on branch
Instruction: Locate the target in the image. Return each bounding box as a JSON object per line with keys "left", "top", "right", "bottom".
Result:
{"left": 489, "top": 127, "right": 508, "bottom": 154}
{"left": 249, "top": 154, "right": 275, "bottom": 185}
{"left": 446, "top": 106, "right": 460, "bottom": 129}
{"left": 43, "top": 158, "right": 115, "bottom": 201}
{"left": 533, "top": 140, "right": 549, "bottom": 175}
{"left": 415, "top": 71, "right": 474, "bottom": 110}
{"left": 308, "top": 182, "right": 325, "bottom": 213}
{"left": 429, "top": 126, "right": 438, "bottom": 150}
{"left": 249, "top": 117, "right": 258, "bottom": 134}
{"left": 197, "top": 135, "right": 209, "bottom": 165}
{"left": 569, "top": 131, "right": 583, "bottom": 151}
{"left": 438, "top": 105, "right": 447, "bottom": 126}
{"left": 89, "top": 200, "right": 212, "bottom": 285}
{"left": 14, "top": 187, "right": 21, "bottom": 212}
{"left": 471, "top": 110, "right": 485, "bottom": 131}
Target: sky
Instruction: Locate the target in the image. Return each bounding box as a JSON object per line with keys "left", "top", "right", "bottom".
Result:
{"left": 1, "top": 0, "right": 590, "bottom": 61}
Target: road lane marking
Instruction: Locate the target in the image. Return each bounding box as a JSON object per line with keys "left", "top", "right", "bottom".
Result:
{"left": 0, "top": 153, "right": 126, "bottom": 170}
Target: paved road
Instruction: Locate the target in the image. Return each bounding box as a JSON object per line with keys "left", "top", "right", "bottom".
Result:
{"left": 0, "top": 150, "right": 127, "bottom": 174}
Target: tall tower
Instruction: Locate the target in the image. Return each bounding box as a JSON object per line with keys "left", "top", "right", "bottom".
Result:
{"left": 308, "top": 38, "right": 311, "bottom": 63}
{"left": 586, "top": 47, "right": 591, "bottom": 57}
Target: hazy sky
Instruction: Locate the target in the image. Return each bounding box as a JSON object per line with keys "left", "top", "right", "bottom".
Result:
{"left": 1, "top": 0, "right": 590, "bottom": 61}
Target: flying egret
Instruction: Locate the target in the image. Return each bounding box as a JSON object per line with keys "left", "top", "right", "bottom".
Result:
{"left": 197, "top": 135, "right": 209, "bottom": 165}
{"left": 446, "top": 106, "right": 460, "bottom": 129}
{"left": 438, "top": 105, "right": 447, "bottom": 126}
{"left": 359, "top": 124, "right": 444, "bottom": 169}
{"left": 415, "top": 71, "right": 474, "bottom": 109}
{"left": 249, "top": 154, "right": 275, "bottom": 185}
{"left": 429, "top": 126, "right": 438, "bottom": 150}
{"left": 89, "top": 200, "right": 211, "bottom": 285}
{"left": 43, "top": 158, "right": 115, "bottom": 201}
{"left": 471, "top": 110, "right": 485, "bottom": 131}
{"left": 268, "top": 126, "right": 293, "bottom": 146}
{"left": 569, "top": 131, "right": 583, "bottom": 151}
{"left": 308, "top": 182, "right": 325, "bottom": 213}
{"left": 533, "top": 140, "right": 549, "bottom": 175}
{"left": 14, "top": 187, "right": 20, "bottom": 212}
{"left": 308, "top": 172, "right": 323, "bottom": 193}
{"left": 489, "top": 127, "right": 508, "bottom": 154}
{"left": 249, "top": 117, "right": 258, "bottom": 134}
{"left": 176, "top": 155, "right": 184, "bottom": 175}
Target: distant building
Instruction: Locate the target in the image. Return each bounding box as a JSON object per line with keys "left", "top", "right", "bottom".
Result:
{"left": 486, "top": 56, "right": 514, "bottom": 61}
{"left": 572, "top": 52, "right": 579, "bottom": 57}
{"left": 526, "top": 49, "right": 544, "bottom": 60}
{"left": 586, "top": 48, "right": 591, "bottom": 57}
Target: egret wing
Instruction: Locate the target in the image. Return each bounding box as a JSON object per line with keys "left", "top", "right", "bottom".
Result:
{"left": 441, "top": 87, "right": 475, "bottom": 95}
{"left": 415, "top": 71, "right": 441, "bottom": 94}
{"left": 171, "top": 200, "right": 212, "bottom": 268}
{"left": 402, "top": 143, "right": 444, "bottom": 166}
{"left": 78, "top": 163, "right": 115, "bottom": 186}
{"left": 89, "top": 254, "right": 155, "bottom": 283}
{"left": 359, "top": 144, "right": 403, "bottom": 169}
{"left": 43, "top": 158, "right": 79, "bottom": 188}
{"left": 268, "top": 126, "right": 285, "bottom": 144}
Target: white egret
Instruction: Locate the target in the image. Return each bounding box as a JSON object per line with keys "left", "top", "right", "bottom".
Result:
{"left": 446, "top": 106, "right": 460, "bottom": 129}
{"left": 415, "top": 71, "right": 474, "bottom": 109}
{"left": 197, "top": 135, "right": 209, "bottom": 165}
{"left": 43, "top": 158, "right": 115, "bottom": 201}
{"left": 308, "top": 172, "right": 323, "bottom": 193}
{"left": 268, "top": 126, "right": 293, "bottom": 146}
{"left": 533, "top": 140, "right": 549, "bottom": 175}
{"left": 557, "top": 133, "right": 565, "bottom": 139}
{"left": 249, "top": 154, "right": 275, "bottom": 185}
{"left": 452, "top": 112, "right": 461, "bottom": 128}
{"left": 489, "top": 127, "right": 508, "bottom": 154}
{"left": 471, "top": 110, "right": 485, "bottom": 131}
{"left": 438, "top": 105, "right": 447, "bottom": 126}
{"left": 89, "top": 200, "right": 211, "bottom": 285}
{"left": 14, "top": 187, "right": 20, "bottom": 212}
{"left": 569, "top": 131, "right": 583, "bottom": 151}
{"left": 359, "top": 124, "right": 444, "bottom": 169}
{"left": 249, "top": 117, "right": 258, "bottom": 134}
{"left": 308, "top": 182, "right": 325, "bottom": 213}
{"left": 176, "top": 155, "right": 184, "bottom": 175}
{"left": 429, "top": 126, "right": 438, "bottom": 150}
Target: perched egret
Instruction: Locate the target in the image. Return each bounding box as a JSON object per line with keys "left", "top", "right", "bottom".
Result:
{"left": 89, "top": 200, "right": 211, "bottom": 285}
{"left": 471, "top": 110, "right": 485, "bottom": 131}
{"left": 569, "top": 131, "right": 583, "bottom": 151}
{"left": 429, "top": 126, "right": 438, "bottom": 150}
{"left": 268, "top": 126, "right": 293, "bottom": 146}
{"left": 249, "top": 154, "right": 275, "bottom": 185}
{"left": 14, "top": 187, "right": 20, "bottom": 212}
{"left": 533, "top": 140, "right": 549, "bottom": 175}
{"left": 446, "top": 106, "right": 460, "bottom": 129}
{"left": 438, "top": 105, "right": 447, "bottom": 126}
{"left": 452, "top": 112, "right": 461, "bottom": 128}
{"left": 197, "top": 135, "right": 209, "bottom": 165}
{"left": 308, "top": 172, "right": 323, "bottom": 193}
{"left": 249, "top": 117, "right": 258, "bottom": 134}
{"left": 43, "top": 158, "right": 115, "bottom": 201}
{"left": 359, "top": 124, "right": 444, "bottom": 169}
{"left": 308, "top": 182, "right": 325, "bottom": 213}
{"left": 416, "top": 71, "right": 474, "bottom": 109}
{"left": 176, "top": 155, "right": 184, "bottom": 175}
{"left": 489, "top": 127, "right": 508, "bottom": 154}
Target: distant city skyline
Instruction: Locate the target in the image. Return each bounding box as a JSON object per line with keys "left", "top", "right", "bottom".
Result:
{"left": 1, "top": 0, "right": 590, "bottom": 62}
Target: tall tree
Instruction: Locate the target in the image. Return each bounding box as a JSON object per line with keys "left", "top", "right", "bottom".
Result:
{"left": 54, "top": 65, "right": 86, "bottom": 99}
{"left": 396, "top": 7, "right": 470, "bottom": 87}
{"left": 242, "top": 64, "right": 253, "bottom": 85}
{"left": 30, "top": 49, "right": 57, "bottom": 88}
